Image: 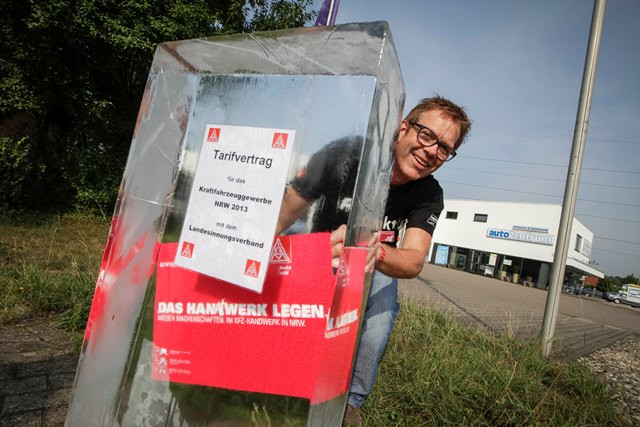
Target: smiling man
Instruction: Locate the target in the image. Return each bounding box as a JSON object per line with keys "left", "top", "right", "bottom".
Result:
{"left": 277, "top": 96, "right": 471, "bottom": 425}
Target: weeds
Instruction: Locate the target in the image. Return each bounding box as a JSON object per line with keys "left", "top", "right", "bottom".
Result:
{"left": 0, "top": 213, "right": 108, "bottom": 331}
{"left": 365, "top": 300, "right": 627, "bottom": 426}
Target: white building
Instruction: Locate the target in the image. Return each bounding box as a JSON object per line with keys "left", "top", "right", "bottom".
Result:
{"left": 427, "top": 199, "right": 604, "bottom": 289}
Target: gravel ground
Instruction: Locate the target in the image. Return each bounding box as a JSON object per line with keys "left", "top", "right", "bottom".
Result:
{"left": 578, "top": 334, "right": 640, "bottom": 426}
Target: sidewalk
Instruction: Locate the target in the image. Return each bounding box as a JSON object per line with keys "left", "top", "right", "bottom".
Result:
{"left": 0, "top": 317, "right": 77, "bottom": 426}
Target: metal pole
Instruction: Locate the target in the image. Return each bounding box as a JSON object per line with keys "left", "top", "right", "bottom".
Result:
{"left": 541, "top": 0, "right": 607, "bottom": 357}
{"left": 315, "top": 0, "right": 340, "bottom": 26}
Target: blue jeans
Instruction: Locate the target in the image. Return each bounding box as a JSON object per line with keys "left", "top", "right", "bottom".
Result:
{"left": 347, "top": 272, "right": 399, "bottom": 408}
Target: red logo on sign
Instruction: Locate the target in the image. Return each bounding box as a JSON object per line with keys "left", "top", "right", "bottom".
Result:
{"left": 336, "top": 255, "right": 349, "bottom": 288}
{"left": 152, "top": 344, "right": 169, "bottom": 377}
{"left": 272, "top": 132, "right": 288, "bottom": 149}
{"left": 380, "top": 231, "right": 395, "bottom": 243}
{"left": 207, "top": 127, "right": 220, "bottom": 143}
{"left": 181, "top": 242, "right": 194, "bottom": 258}
{"left": 244, "top": 259, "right": 260, "bottom": 278}
{"left": 270, "top": 237, "right": 292, "bottom": 264}
{"left": 337, "top": 257, "right": 347, "bottom": 276}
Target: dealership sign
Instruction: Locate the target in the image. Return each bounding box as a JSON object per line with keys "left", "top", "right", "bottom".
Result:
{"left": 486, "top": 228, "right": 554, "bottom": 246}
{"left": 512, "top": 225, "right": 549, "bottom": 233}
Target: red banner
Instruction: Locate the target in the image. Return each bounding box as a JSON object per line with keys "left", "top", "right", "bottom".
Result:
{"left": 152, "top": 233, "right": 366, "bottom": 403}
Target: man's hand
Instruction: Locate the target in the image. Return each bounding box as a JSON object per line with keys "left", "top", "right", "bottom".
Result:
{"left": 330, "top": 224, "right": 346, "bottom": 258}
{"left": 329, "top": 225, "right": 345, "bottom": 268}
{"left": 366, "top": 232, "right": 382, "bottom": 273}
{"left": 330, "top": 225, "right": 382, "bottom": 273}
{"left": 374, "top": 227, "right": 432, "bottom": 279}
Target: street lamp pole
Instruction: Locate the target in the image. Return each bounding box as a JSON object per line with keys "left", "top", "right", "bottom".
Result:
{"left": 541, "top": 0, "right": 607, "bottom": 357}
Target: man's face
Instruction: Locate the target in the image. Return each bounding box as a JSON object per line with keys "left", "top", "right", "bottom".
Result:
{"left": 391, "top": 109, "right": 461, "bottom": 185}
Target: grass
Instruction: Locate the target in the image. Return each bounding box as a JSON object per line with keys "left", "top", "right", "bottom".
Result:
{"left": 0, "top": 215, "right": 629, "bottom": 425}
{"left": 365, "top": 301, "right": 628, "bottom": 426}
{"left": 0, "top": 212, "right": 109, "bottom": 331}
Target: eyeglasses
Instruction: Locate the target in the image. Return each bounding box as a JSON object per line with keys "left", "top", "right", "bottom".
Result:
{"left": 409, "top": 121, "right": 457, "bottom": 161}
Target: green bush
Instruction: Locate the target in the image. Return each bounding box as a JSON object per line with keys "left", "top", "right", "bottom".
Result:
{"left": 0, "top": 136, "right": 32, "bottom": 209}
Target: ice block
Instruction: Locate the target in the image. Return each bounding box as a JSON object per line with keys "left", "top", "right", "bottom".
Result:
{"left": 66, "top": 21, "right": 404, "bottom": 426}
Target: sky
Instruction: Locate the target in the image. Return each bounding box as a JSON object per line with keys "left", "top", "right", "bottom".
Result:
{"left": 311, "top": 0, "right": 640, "bottom": 277}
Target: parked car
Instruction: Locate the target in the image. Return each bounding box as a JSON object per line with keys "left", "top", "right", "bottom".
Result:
{"left": 605, "top": 291, "right": 640, "bottom": 308}
{"left": 606, "top": 292, "right": 625, "bottom": 303}
{"left": 580, "top": 288, "right": 604, "bottom": 298}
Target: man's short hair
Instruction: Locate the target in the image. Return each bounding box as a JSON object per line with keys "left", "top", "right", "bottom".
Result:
{"left": 405, "top": 95, "right": 471, "bottom": 148}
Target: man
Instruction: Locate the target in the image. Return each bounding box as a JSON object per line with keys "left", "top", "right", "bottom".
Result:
{"left": 277, "top": 96, "right": 471, "bottom": 425}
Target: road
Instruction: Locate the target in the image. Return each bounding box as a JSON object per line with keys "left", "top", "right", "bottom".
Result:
{"left": 400, "top": 264, "right": 640, "bottom": 358}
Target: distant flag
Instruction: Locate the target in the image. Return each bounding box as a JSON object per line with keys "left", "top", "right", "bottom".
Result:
{"left": 315, "top": 0, "right": 340, "bottom": 26}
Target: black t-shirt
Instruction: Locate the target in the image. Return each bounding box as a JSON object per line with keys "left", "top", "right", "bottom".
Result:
{"left": 381, "top": 176, "right": 443, "bottom": 246}
{"left": 291, "top": 136, "right": 361, "bottom": 233}
{"left": 291, "top": 137, "right": 443, "bottom": 247}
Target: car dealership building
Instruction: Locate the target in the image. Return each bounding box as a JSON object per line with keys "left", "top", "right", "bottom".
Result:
{"left": 427, "top": 199, "right": 604, "bottom": 289}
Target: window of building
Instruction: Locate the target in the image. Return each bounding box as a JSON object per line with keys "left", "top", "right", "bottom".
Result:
{"left": 473, "top": 213, "right": 488, "bottom": 223}
{"left": 575, "top": 234, "right": 582, "bottom": 252}
{"left": 446, "top": 211, "right": 458, "bottom": 219}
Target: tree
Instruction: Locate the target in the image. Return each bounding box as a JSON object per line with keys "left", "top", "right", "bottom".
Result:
{"left": 597, "top": 276, "right": 620, "bottom": 293}
{"left": 620, "top": 274, "right": 638, "bottom": 285}
{"left": 0, "top": 0, "right": 315, "bottom": 213}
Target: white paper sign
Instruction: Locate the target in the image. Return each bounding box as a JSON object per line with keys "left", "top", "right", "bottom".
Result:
{"left": 175, "top": 124, "right": 295, "bottom": 293}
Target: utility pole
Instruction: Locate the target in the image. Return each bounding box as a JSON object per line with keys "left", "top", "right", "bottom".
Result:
{"left": 541, "top": 0, "right": 607, "bottom": 357}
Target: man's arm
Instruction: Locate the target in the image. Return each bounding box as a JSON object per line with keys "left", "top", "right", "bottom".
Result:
{"left": 275, "top": 187, "right": 313, "bottom": 235}
{"left": 374, "top": 227, "right": 431, "bottom": 279}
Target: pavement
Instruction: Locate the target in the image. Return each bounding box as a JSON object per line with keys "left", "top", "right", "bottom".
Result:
{"left": 0, "top": 317, "right": 77, "bottom": 426}
{"left": 401, "top": 264, "right": 640, "bottom": 359}
{"left": 2, "top": 265, "right": 639, "bottom": 425}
